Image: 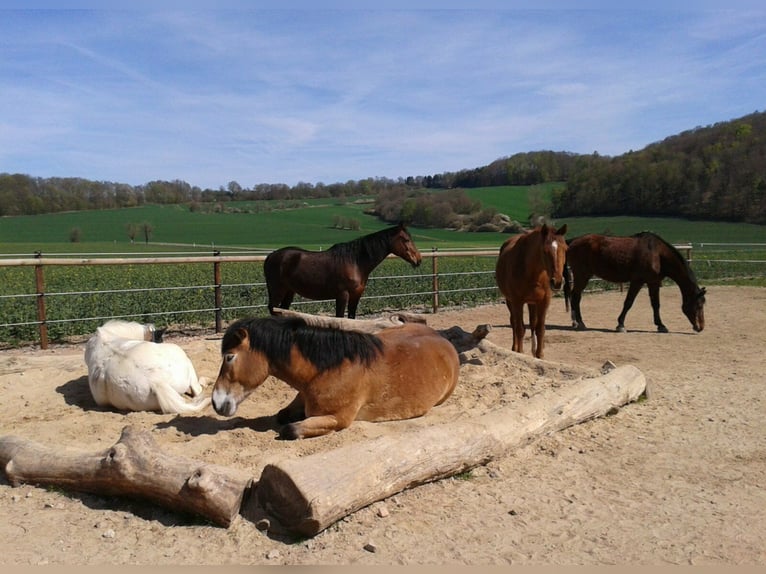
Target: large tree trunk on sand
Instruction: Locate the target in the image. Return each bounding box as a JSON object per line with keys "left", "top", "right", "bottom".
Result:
{"left": 0, "top": 426, "right": 252, "bottom": 527}
{"left": 251, "top": 363, "right": 647, "bottom": 537}
{"left": 271, "top": 308, "right": 492, "bottom": 353}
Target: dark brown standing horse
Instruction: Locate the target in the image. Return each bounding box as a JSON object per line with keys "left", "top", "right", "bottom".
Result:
{"left": 211, "top": 314, "right": 459, "bottom": 439}
{"left": 495, "top": 224, "right": 568, "bottom": 359}
{"left": 263, "top": 224, "right": 422, "bottom": 319}
{"left": 564, "top": 231, "right": 706, "bottom": 333}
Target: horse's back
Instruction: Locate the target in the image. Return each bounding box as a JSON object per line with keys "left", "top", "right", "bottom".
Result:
{"left": 354, "top": 323, "right": 459, "bottom": 421}
{"left": 568, "top": 233, "right": 659, "bottom": 283}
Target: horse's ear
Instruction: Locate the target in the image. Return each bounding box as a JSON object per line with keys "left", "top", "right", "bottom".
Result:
{"left": 557, "top": 224, "right": 568, "bottom": 236}
{"left": 540, "top": 224, "right": 550, "bottom": 237}
{"left": 236, "top": 327, "right": 250, "bottom": 346}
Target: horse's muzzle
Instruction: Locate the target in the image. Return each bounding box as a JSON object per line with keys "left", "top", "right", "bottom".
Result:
{"left": 212, "top": 389, "right": 237, "bottom": 417}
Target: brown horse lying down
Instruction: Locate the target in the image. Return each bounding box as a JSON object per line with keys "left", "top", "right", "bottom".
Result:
{"left": 212, "top": 315, "right": 460, "bottom": 439}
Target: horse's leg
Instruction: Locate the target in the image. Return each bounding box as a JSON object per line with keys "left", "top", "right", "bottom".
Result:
{"left": 279, "top": 292, "right": 295, "bottom": 310}
{"left": 335, "top": 291, "right": 350, "bottom": 318}
{"left": 533, "top": 296, "right": 551, "bottom": 359}
{"left": 276, "top": 393, "right": 306, "bottom": 424}
{"left": 509, "top": 300, "right": 525, "bottom": 354}
{"left": 570, "top": 274, "right": 590, "bottom": 330}
{"left": 616, "top": 281, "right": 644, "bottom": 332}
{"left": 346, "top": 293, "right": 362, "bottom": 320}
{"left": 528, "top": 304, "right": 538, "bottom": 357}
{"left": 268, "top": 285, "right": 293, "bottom": 314}
{"left": 647, "top": 281, "right": 668, "bottom": 333}
{"left": 280, "top": 412, "right": 355, "bottom": 439}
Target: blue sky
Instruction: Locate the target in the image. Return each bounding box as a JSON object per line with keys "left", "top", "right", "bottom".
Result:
{"left": 1, "top": 9, "right": 765, "bottom": 190}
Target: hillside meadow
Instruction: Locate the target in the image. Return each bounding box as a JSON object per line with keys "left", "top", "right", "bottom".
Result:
{"left": 1, "top": 185, "right": 766, "bottom": 254}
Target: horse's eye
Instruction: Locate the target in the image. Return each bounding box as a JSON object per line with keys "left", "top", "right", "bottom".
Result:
{"left": 225, "top": 353, "right": 236, "bottom": 364}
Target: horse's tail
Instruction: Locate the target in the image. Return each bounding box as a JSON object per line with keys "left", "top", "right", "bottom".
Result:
{"left": 151, "top": 379, "right": 211, "bottom": 414}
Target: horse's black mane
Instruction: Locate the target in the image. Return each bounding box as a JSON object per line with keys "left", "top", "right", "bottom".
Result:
{"left": 327, "top": 225, "right": 403, "bottom": 263}
{"left": 222, "top": 316, "right": 383, "bottom": 371}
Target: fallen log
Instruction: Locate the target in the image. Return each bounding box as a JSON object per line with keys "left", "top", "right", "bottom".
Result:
{"left": 252, "top": 364, "right": 647, "bottom": 537}
{"left": 0, "top": 426, "right": 252, "bottom": 527}
{"left": 269, "top": 308, "right": 491, "bottom": 354}
{"left": 271, "top": 308, "right": 426, "bottom": 333}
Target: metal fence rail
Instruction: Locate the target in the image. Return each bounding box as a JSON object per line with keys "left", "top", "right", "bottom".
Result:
{"left": 0, "top": 249, "right": 501, "bottom": 348}
{"left": 1, "top": 243, "right": 765, "bottom": 349}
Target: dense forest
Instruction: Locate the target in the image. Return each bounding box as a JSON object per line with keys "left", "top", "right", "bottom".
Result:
{"left": 1, "top": 111, "right": 764, "bottom": 225}
{"left": 552, "top": 111, "right": 766, "bottom": 224}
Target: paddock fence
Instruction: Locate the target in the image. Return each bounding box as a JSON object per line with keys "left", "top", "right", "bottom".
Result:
{"left": 1, "top": 242, "right": 765, "bottom": 349}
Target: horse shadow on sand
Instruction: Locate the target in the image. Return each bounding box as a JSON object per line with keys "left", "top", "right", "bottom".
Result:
{"left": 56, "top": 375, "right": 100, "bottom": 410}
{"left": 491, "top": 321, "right": 697, "bottom": 335}
{"left": 156, "top": 412, "right": 280, "bottom": 437}
{"left": 55, "top": 376, "right": 281, "bottom": 436}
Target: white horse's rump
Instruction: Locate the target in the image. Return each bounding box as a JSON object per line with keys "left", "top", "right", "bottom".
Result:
{"left": 84, "top": 320, "right": 210, "bottom": 414}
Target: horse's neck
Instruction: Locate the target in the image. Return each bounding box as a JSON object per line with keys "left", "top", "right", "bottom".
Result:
{"left": 664, "top": 256, "right": 698, "bottom": 299}
{"left": 270, "top": 357, "right": 316, "bottom": 389}
{"left": 356, "top": 237, "right": 391, "bottom": 273}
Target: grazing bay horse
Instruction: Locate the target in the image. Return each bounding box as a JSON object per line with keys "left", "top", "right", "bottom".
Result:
{"left": 263, "top": 224, "right": 422, "bottom": 319}
{"left": 84, "top": 320, "right": 210, "bottom": 414}
{"left": 565, "top": 231, "right": 706, "bottom": 333}
{"left": 211, "top": 315, "right": 459, "bottom": 439}
{"left": 495, "top": 224, "right": 568, "bottom": 359}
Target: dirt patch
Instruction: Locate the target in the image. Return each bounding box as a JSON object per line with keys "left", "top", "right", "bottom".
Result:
{"left": 1, "top": 285, "right": 764, "bottom": 565}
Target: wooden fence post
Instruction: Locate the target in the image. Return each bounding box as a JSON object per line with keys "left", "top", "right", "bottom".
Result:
{"left": 34, "top": 251, "right": 48, "bottom": 350}
{"left": 431, "top": 247, "right": 439, "bottom": 314}
{"left": 213, "top": 250, "right": 222, "bottom": 333}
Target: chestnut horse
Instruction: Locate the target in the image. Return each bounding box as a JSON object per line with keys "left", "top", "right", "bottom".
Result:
{"left": 211, "top": 315, "right": 459, "bottom": 439}
{"left": 263, "top": 223, "right": 422, "bottom": 319}
{"left": 495, "top": 224, "right": 568, "bottom": 359}
{"left": 564, "top": 231, "right": 706, "bottom": 333}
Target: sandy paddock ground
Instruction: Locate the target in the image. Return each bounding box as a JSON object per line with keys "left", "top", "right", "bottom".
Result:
{"left": 0, "top": 284, "right": 764, "bottom": 566}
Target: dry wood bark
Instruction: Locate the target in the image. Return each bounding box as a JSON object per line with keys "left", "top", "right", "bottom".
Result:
{"left": 252, "top": 363, "right": 647, "bottom": 537}
{"left": 0, "top": 425, "right": 252, "bottom": 527}
{"left": 270, "top": 308, "right": 491, "bottom": 354}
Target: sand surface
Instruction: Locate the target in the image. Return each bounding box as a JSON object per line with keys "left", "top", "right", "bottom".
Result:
{"left": 1, "top": 285, "right": 764, "bottom": 566}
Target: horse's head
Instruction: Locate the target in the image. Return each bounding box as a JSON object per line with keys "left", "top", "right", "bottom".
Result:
{"left": 682, "top": 286, "right": 706, "bottom": 332}
{"left": 391, "top": 224, "right": 422, "bottom": 268}
{"left": 212, "top": 326, "right": 269, "bottom": 417}
{"left": 542, "top": 224, "right": 568, "bottom": 290}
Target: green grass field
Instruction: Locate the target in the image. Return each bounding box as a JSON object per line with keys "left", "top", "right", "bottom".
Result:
{"left": 2, "top": 185, "right": 765, "bottom": 255}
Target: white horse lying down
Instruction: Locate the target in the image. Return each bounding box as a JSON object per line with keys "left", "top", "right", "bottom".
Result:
{"left": 84, "top": 319, "right": 210, "bottom": 414}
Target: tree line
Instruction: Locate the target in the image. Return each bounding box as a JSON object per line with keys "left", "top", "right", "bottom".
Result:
{"left": 1, "top": 111, "right": 764, "bottom": 224}
{"left": 551, "top": 111, "right": 766, "bottom": 224}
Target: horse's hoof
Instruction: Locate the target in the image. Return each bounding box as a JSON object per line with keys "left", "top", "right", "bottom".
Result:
{"left": 278, "top": 423, "right": 301, "bottom": 440}
{"left": 658, "top": 325, "right": 669, "bottom": 333}
{"left": 616, "top": 325, "right": 626, "bottom": 333}
{"left": 575, "top": 323, "right": 586, "bottom": 331}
